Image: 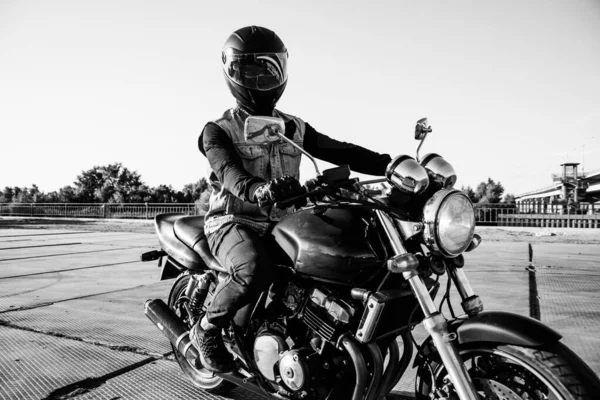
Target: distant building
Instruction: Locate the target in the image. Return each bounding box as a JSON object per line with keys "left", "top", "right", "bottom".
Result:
{"left": 515, "top": 163, "right": 600, "bottom": 214}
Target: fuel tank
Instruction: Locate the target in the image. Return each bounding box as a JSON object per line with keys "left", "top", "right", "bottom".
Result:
{"left": 271, "top": 207, "right": 384, "bottom": 285}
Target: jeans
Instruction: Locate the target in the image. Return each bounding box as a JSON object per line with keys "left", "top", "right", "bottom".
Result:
{"left": 205, "top": 222, "right": 275, "bottom": 328}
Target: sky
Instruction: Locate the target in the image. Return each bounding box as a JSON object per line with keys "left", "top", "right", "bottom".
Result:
{"left": 1, "top": 0, "right": 599, "bottom": 196}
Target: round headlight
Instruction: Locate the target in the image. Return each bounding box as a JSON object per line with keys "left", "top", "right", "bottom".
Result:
{"left": 423, "top": 189, "right": 475, "bottom": 257}
{"left": 385, "top": 155, "right": 429, "bottom": 195}
{"left": 420, "top": 153, "right": 457, "bottom": 189}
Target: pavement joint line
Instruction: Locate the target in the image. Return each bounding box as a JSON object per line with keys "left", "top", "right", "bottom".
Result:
{"left": 0, "top": 260, "right": 140, "bottom": 280}
{"left": 40, "top": 357, "right": 158, "bottom": 400}
{"left": 0, "top": 246, "right": 135, "bottom": 262}
{"left": 0, "top": 242, "right": 82, "bottom": 250}
{"left": 0, "top": 284, "right": 151, "bottom": 314}
{"left": 0, "top": 231, "right": 94, "bottom": 238}
{"left": 0, "top": 319, "right": 171, "bottom": 358}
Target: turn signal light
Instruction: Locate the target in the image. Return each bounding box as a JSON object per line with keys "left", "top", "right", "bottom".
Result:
{"left": 387, "top": 253, "right": 419, "bottom": 274}
{"left": 465, "top": 234, "right": 482, "bottom": 252}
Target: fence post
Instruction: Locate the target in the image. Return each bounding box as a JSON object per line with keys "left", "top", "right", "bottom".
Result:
{"left": 102, "top": 204, "right": 106, "bottom": 218}
{"left": 145, "top": 203, "right": 149, "bottom": 219}
{"left": 30, "top": 203, "right": 33, "bottom": 217}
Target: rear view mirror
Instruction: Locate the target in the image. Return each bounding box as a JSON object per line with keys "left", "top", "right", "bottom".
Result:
{"left": 414, "top": 117, "right": 432, "bottom": 162}
{"left": 244, "top": 116, "right": 285, "bottom": 144}
{"left": 415, "top": 118, "right": 432, "bottom": 140}
{"left": 244, "top": 115, "right": 323, "bottom": 176}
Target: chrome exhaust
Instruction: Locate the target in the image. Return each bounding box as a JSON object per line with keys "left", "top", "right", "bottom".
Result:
{"left": 144, "top": 299, "right": 199, "bottom": 365}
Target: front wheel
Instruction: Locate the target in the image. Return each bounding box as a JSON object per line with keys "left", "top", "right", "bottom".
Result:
{"left": 415, "top": 341, "right": 600, "bottom": 400}
{"left": 168, "top": 273, "right": 235, "bottom": 395}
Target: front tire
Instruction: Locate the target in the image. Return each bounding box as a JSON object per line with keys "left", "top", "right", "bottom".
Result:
{"left": 415, "top": 341, "right": 600, "bottom": 400}
{"left": 168, "top": 273, "right": 235, "bottom": 395}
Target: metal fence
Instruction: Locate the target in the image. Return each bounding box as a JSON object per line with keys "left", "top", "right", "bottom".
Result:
{"left": 1, "top": 203, "right": 599, "bottom": 228}
{"left": 475, "top": 207, "right": 600, "bottom": 228}
{"left": 0, "top": 203, "right": 201, "bottom": 220}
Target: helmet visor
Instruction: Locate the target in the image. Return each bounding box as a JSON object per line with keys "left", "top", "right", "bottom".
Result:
{"left": 223, "top": 51, "right": 287, "bottom": 91}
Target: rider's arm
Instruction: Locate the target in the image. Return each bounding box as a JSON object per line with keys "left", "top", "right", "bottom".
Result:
{"left": 199, "top": 123, "right": 266, "bottom": 203}
{"left": 303, "top": 123, "right": 392, "bottom": 176}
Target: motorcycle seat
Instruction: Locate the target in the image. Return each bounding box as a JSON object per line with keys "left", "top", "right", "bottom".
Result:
{"left": 155, "top": 213, "right": 206, "bottom": 270}
{"left": 173, "top": 216, "right": 228, "bottom": 274}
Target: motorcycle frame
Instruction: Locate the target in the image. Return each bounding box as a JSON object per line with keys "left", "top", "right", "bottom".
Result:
{"left": 374, "top": 210, "right": 480, "bottom": 400}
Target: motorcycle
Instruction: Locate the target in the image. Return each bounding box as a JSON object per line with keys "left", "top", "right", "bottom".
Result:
{"left": 141, "top": 117, "right": 600, "bottom": 400}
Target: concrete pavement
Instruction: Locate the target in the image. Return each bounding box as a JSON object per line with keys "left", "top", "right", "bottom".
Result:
{"left": 0, "top": 221, "right": 598, "bottom": 399}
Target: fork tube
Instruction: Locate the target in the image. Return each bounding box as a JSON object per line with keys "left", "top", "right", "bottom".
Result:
{"left": 376, "top": 210, "right": 479, "bottom": 400}
{"left": 375, "top": 210, "right": 407, "bottom": 254}
{"left": 447, "top": 266, "right": 475, "bottom": 300}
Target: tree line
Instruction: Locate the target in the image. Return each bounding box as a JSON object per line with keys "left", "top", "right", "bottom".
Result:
{"left": 1, "top": 163, "right": 212, "bottom": 204}
{"left": 2, "top": 163, "right": 514, "bottom": 206}
{"left": 461, "top": 178, "right": 515, "bottom": 205}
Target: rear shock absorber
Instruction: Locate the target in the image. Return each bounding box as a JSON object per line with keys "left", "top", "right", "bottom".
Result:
{"left": 187, "top": 272, "right": 215, "bottom": 321}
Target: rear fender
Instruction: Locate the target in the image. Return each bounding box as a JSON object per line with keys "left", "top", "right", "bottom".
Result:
{"left": 414, "top": 311, "right": 562, "bottom": 367}
{"left": 160, "top": 256, "right": 184, "bottom": 281}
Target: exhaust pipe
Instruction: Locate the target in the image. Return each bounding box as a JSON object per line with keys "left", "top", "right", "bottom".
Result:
{"left": 144, "top": 299, "right": 199, "bottom": 365}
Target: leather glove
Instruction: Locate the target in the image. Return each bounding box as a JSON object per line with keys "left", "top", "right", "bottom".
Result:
{"left": 254, "top": 175, "right": 307, "bottom": 208}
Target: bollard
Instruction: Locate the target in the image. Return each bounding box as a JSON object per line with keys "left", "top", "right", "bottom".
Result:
{"left": 527, "top": 243, "right": 540, "bottom": 321}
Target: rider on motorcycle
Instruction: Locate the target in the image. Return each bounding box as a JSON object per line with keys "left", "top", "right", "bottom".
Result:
{"left": 192, "top": 25, "right": 392, "bottom": 373}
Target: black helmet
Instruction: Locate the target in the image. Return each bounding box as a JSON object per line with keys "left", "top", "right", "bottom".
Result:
{"left": 222, "top": 26, "right": 288, "bottom": 114}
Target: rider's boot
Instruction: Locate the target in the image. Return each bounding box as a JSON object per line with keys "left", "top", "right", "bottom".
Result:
{"left": 190, "top": 318, "right": 235, "bottom": 373}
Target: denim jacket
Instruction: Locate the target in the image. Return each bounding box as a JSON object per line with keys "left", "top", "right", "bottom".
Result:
{"left": 204, "top": 107, "right": 306, "bottom": 235}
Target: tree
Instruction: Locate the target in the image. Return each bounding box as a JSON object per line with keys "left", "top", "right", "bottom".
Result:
{"left": 181, "top": 178, "right": 209, "bottom": 203}
{"left": 58, "top": 185, "right": 78, "bottom": 202}
{"left": 503, "top": 193, "right": 516, "bottom": 204}
{"left": 74, "top": 163, "right": 144, "bottom": 203}
{"left": 475, "top": 178, "right": 504, "bottom": 204}
{"left": 0, "top": 187, "right": 14, "bottom": 203}
{"left": 150, "top": 184, "right": 178, "bottom": 203}
{"left": 461, "top": 185, "right": 478, "bottom": 203}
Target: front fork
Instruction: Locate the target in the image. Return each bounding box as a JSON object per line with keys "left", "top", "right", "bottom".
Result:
{"left": 376, "top": 211, "right": 481, "bottom": 400}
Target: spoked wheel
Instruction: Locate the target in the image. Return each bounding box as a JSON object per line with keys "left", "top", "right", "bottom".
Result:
{"left": 415, "top": 342, "right": 600, "bottom": 400}
{"left": 168, "top": 273, "right": 235, "bottom": 395}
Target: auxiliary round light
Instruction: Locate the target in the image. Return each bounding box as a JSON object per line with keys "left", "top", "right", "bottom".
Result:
{"left": 420, "top": 153, "right": 457, "bottom": 189}
{"left": 422, "top": 189, "right": 475, "bottom": 257}
{"left": 385, "top": 155, "right": 429, "bottom": 195}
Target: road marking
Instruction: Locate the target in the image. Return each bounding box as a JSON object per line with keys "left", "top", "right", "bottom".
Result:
{"left": 0, "top": 260, "right": 140, "bottom": 280}
{"left": 0, "top": 247, "right": 135, "bottom": 262}
{"left": 0, "top": 231, "right": 94, "bottom": 238}
{"left": 0, "top": 284, "right": 150, "bottom": 314}
{"left": 0, "top": 242, "right": 81, "bottom": 251}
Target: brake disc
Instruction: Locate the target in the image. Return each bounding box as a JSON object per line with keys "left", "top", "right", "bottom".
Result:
{"left": 474, "top": 378, "right": 523, "bottom": 400}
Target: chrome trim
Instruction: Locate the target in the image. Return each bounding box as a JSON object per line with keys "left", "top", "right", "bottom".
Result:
{"left": 359, "top": 178, "right": 387, "bottom": 186}
{"left": 395, "top": 220, "right": 423, "bottom": 241}
{"left": 385, "top": 155, "right": 429, "bottom": 195}
{"left": 448, "top": 266, "right": 476, "bottom": 300}
{"left": 405, "top": 275, "right": 438, "bottom": 317}
{"left": 465, "top": 233, "right": 482, "bottom": 252}
{"left": 422, "top": 313, "right": 480, "bottom": 400}
{"left": 182, "top": 340, "right": 194, "bottom": 357}
{"left": 175, "top": 331, "right": 189, "bottom": 350}
{"left": 422, "top": 189, "right": 475, "bottom": 257}
{"left": 375, "top": 210, "right": 407, "bottom": 255}
{"left": 356, "top": 295, "right": 386, "bottom": 343}
{"left": 420, "top": 153, "right": 457, "bottom": 189}
{"left": 387, "top": 253, "right": 419, "bottom": 274}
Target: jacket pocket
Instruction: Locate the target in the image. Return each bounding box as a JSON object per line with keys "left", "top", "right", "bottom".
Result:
{"left": 236, "top": 145, "right": 267, "bottom": 177}
{"left": 279, "top": 142, "right": 302, "bottom": 178}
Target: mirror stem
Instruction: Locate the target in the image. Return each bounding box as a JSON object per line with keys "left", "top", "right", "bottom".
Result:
{"left": 274, "top": 131, "right": 321, "bottom": 176}
{"left": 415, "top": 132, "right": 428, "bottom": 163}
